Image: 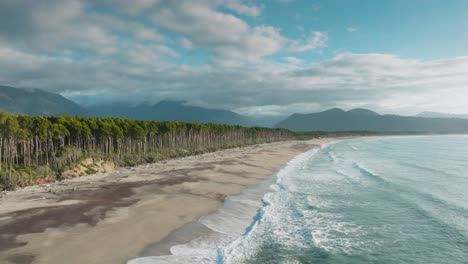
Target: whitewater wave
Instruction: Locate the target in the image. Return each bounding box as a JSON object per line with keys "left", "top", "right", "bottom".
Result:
{"left": 128, "top": 147, "right": 320, "bottom": 264}
{"left": 224, "top": 136, "right": 468, "bottom": 263}
{"left": 216, "top": 146, "right": 380, "bottom": 262}
{"left": 353, "top": 162, "right": 390, "bottom": 186}
{"left": 130, "top": 136, "right": 468, "bottom": 264}
{"left": 398, "top": 160, "right": 459, "bottom": 179}
{"left": 350, "top": 145, "right": 359, "bottom": 150}
{"left": 219, "top": 148, "right": 321, "bottom": 263}
{"left": 328, "top": 151, "right": 338, "bottom": 163}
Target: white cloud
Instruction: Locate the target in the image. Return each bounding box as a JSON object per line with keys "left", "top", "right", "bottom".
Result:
{"left": 0, "top": 0, "right": 173, "bottom": 57}
{"left": 178, "top": 38, "right": 196, "bottom": 51}
{"left": 0, "top": 0, "right": 319, "bottom": 65}
{"left": 234, "top": 103, "right": 322, "bottom": 116}
{"left": 98, "top": 0, "right": 161, "bottom": 16}
{"left": 149, "top": 1, "right": 285, "bottom": 64}
{"left": 124, "top": 43, "right": 180, "bottom": 66}
{"left": 1, "top": 1, "right": 467, "bottom": 116}
{"left": 288, "top": 31, "right": 328, "bottom": 52}
{"left": 0, "top": 1, "right": 116, "bottom": 54}
{"left": 223, "top": 0, "right": 261, "bottom": 17}
{"left": 284, "top": 56, "right": 303, "bottom": 65}
{"left": 347, "top": 27, "right": 358, "bottom": 33}
{"left": 135, "top": 27, "right": 164, "bottom": 42}
{"left": 4, "top": 45, "right": 468, "bottom": 116}
{"left": 151, "top": 1, "right": 250, "bottom": 45}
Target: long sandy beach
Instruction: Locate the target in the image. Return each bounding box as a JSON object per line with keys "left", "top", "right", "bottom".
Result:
{"left": 0, "top": 138, "right": 335, "bottom": 264}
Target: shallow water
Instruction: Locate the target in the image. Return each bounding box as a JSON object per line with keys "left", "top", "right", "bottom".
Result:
{"left": 130, "top": 136, "right": 468, "bottom": 264}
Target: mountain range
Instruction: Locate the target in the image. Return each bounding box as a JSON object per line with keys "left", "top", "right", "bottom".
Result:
{"left": 3, "top": 85, "right": 468, "bottom": 134}
{"left": 0, "top": 85, "right": 86, "bottom": 116}
{"left": 276, "top": 108, "right": 468, "bottom": 134}
{"left": 88, "top": 101, "right": 254, "bottom": 126}
{"left": 0, "top": 85, "right": 253, "bottom": 126}
{"left": 416, "top": 111, "right": 468, "bottom": 119}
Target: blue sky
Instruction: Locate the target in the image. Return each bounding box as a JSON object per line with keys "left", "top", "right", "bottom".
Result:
{"left": 270, "top": 0, "right": 467, "bottom": 59}
{"left": 0, "top": 0, "right": 467, "bottom": 116}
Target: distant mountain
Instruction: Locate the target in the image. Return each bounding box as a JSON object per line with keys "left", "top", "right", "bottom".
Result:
{"left": 0, "top": 85, "right": 255, "bottom": 126}
{"left": 0, "top": 85, "right": 86, "bottom": 116}
{"left": 276, "top": 108, "right": 468, "bottom": 134}
{"left": 247, "top": 115, "right": 287, "bottom": 128}
{"left": 416, "top": 111, "right": 468, "bottom": 119}
{"left": 87, "top": 100, "right": 255, "bottom": 126}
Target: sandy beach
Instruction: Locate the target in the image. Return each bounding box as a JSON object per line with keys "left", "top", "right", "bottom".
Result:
{"left": 0, "top": 138, "right": 336, "bottom": 264}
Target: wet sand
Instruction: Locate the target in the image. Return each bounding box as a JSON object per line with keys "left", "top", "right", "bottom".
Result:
{"left": 0, "top": 138, "right": 336, "bottom": 264}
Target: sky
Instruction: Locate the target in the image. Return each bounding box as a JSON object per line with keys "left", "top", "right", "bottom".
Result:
{"left": 0, "top": 0, "right": 468, "bottom": 117}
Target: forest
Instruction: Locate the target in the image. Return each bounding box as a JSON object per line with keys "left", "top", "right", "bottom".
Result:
{"left": 0, "top": 112, "right": 294, "bottom": 190}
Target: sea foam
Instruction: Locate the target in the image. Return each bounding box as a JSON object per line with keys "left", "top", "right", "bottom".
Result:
{"left": 128, "top": 147, "right": 319, "bottom": 264}
{"left": 131, "top": 136, "right": 468, "bottom": 264}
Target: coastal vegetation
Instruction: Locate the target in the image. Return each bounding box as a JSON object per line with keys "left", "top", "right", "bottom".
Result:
{"left": 0, "top": 112, "right": 293, "bottom": 190}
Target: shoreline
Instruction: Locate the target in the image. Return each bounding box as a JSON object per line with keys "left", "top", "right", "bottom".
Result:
{"left": 0, "top": 138, "right": 339, "bottom": 264}
{"left": 135, "top": 166, "right": 280, "bottom": 262}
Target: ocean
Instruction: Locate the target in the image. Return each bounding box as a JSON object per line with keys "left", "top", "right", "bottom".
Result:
{"left": 129, "top": 136, "right": 468, "bottom": 264}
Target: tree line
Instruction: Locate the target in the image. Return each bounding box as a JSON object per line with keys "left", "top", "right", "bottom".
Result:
{"left": 0, "top": 112, "right": 293, "bottom": 190}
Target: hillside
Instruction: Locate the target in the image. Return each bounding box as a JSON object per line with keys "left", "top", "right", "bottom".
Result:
{"left": 0, "top": 85, "right": 86, "bottom": 116}
{"left": 276, "top": 108, "right": 468, "bottom": 134}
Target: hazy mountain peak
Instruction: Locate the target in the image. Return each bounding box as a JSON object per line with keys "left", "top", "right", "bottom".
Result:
{"left": 0, "top": 85, "right": 86, "bottom": 116}
{"left": 88, "top": 97, "right": 254, "bottom": 126}
{"left": 327, "top": 108, "right": 346, "bottom": 113}
{"left": 276, "top": 107, "right": 468, "bottom": 133}
{"left": 318, "top": 108, "right": 346, "bottom": 115}
{"left": 416, "top": 111, "right": 468, "bottom": 119}
{"left": 347, "top": 108, "right": 379, "bottom": 116}
{"left": 155, "top": 100, "right": 188, "bottom": 107}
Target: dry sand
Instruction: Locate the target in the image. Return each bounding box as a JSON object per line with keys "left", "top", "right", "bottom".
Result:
{"left": 0, "top": 138, "right": 337, "bottom": 264}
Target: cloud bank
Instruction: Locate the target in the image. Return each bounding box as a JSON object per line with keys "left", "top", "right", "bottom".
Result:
{"left": 0, "top": 0, "right": 467, "bottom": 116}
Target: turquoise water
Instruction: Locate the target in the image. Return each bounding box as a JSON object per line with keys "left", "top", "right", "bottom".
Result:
{"left": 222, "top": 136, "right": 468, "bottom": 264}
{"left": 129, "top": 136, "right": 468, "bottom": 264}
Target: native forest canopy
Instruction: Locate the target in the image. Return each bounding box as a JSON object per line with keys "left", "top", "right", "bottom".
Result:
{"left": 0, "top": 112, "right": 293, "bottom": 190}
